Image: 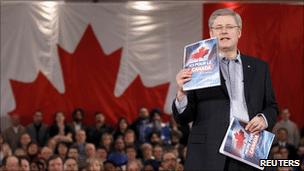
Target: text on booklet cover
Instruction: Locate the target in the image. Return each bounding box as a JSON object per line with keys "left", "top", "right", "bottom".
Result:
{"left": 183, "top": 37, "right": 220, "bottom": 91}
{"left": 219, "top": 117, "right": 275, "bottom": 170}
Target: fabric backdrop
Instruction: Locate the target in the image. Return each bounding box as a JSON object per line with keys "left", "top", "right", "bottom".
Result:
{"left": 1, "top": 1, "right": 303, "bottom": 130}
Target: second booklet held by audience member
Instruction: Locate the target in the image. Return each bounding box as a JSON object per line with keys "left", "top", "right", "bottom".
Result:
{"left": 219, "top": 117, "right": 275, "bottom": 170}
{"left": 183, "top": 37, "right": 220, "bottom": 91}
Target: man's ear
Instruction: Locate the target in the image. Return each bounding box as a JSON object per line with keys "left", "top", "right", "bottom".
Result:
{"left": 238, "top": 28, "right": 242, "bottom": 38}
{"left": 209, "top": 30, "right": 214, "bottom": 37}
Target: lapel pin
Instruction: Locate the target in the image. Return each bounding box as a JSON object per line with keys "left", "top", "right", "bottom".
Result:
{"left": 248, "top": 65, "right": 251, "bottom": 68}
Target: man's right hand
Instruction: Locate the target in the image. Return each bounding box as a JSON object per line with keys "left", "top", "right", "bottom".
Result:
{"left": 176, "top": 68, "right": 192, "bottom": 101}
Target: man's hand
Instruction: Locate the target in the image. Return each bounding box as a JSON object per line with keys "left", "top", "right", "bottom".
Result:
{"left": 176, "top": 68, "right": 192, "bottom": 101}
{"left": 245, "top": 115, "right": 267, "bottom": 134}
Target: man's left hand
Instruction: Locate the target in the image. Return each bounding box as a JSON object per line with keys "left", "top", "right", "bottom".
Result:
{"left": 245, "top": 115, "right": 267, "bottom": 134}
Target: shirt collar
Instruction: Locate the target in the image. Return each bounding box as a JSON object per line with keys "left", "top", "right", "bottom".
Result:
{"left": 219, "top": 50, "right": 242, "bottom": 64}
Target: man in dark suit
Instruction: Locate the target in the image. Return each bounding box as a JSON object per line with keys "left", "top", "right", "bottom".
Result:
{"left": 26, "top": 111, "right": 49, "bottom": 147}
{"left": 172, "top": 8, "right": 278, "bottom": 171}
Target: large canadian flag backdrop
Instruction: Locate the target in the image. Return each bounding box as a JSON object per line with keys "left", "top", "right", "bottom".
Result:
{"left": 1, "top": 1, "right": 303, "bottom": 130}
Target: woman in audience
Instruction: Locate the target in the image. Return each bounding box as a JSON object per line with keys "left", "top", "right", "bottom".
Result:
{"left": 49, "top": 111, "right": 73, "bottom": 143}
{"left": 18, "top": 132, "right": 32, "bottom": 151}
{"left": 113, "top": 117, "right": 130, "bottom": 139}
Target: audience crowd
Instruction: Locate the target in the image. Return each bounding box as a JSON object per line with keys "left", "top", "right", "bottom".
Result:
{"left": 0, "top": 107, "right": 303, "bottom": 171}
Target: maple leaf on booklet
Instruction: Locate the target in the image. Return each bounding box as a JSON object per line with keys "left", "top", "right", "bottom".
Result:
{"left": 9, "top": 24, "right": 169, "bottom": 126}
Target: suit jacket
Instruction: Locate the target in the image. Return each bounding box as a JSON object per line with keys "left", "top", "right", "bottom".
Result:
{"left": 26, "top": 123, "right": 49, "bottom": 146}
{"left": 2, "top": 125, "right": 26, "bottom": 151}
{"left": 172, "top": 55, "right": 278, "bottom": 171}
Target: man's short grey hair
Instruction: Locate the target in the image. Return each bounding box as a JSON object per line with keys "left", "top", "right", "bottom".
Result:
{"left": 208, "top": 8, "right": 242, "bottom": 28}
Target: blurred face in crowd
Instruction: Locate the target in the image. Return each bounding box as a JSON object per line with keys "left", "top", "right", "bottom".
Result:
{"left": 47, "top": 138, "right": 57, "bottom": 151}
{"left": 126, "top": 147, "right": 137, "bottom": 161}
{"left": 5, "top": 156, "right": 20, "bottom": 171}
{"left": 55, "top": 112, "right": 65, "bottom": 123}
{"left": 96, "top": 148, "right": 107, "bottom": 161}
{"left": 141, "top": 144, "right": 153, "bottom": 159}
{"left": 119, "top": 118, "right": 128, "bottom": 131}
{"left": 153, "top": 146, "right": 163, "bottom": 161}
{"left": 64, "top": 158, "right": 78, "bottom": 171}
{"left": 68, "top": 148, "right": 79, "bottom": 159}
{"left": 102, "top": 133, "right": 113, "bottom": 146}
{"left": 74, "top": 110, "right": 84, "bottom": 122}
{"left": 48, "top": 157, "right": 63, "bottom": 171}
{"left": 14, "top": 148, "right": 27, "bottom": 157}
{"left": 114, "top": 137, "right": 125, "bottom": 152}
{"left": 162, "top": 152, "right": 177, "bottom": 171}
{"left": 20, "top": 133, "right": 31, "bottom": 147}
{"left": 40, "top": 147, "right": 53, "bottom": 160}
{"left": 139, "top": 108, "right": 149, "bottom": 119}
{"left": 104, "top": 162, "right": 116, "bottom": 171}
{"left": 124, "top": 130, "right": 136, "bottom": 144}
{"left": 10, "top": 114, "right": 21, "bottom": 126}
{"left": 281, "top": 109, "right": 290, "bottom": 121}
{"left": 277, "top": 129, "right": 288, "bottom": 142}
{"left": 87, "top": 159, "right": 101, "bottom": 171}
{"left": 58, "top": 143, "right": 68, "bottom": 157}
{"left": 127, "top": 161, "right": 141, "bottom": 171}
{"left": 209, "top": 15, "right": 241, "bottom": 53}
{"left": 76, "top": 130, "right": 86, "bottom": 143}
{"left": 85, "top": 144, "right": 96, "bottom": 158}
{"left": 28, "top": 143, "right": 39, "bottom": 156}
{"left": 95, "top": 113, "right": 105, "bottom": 125}
{"left": 20, "top": 158, "right": 30, "bottom": 171}
{"left": 33, "top": 111, "right": 43, "bottom": 124}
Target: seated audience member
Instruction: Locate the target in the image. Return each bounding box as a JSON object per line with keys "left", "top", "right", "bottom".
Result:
{"left": 99, "top": 132, "right": 114, "bottom": 152}
{"left": 148, "top": 131, "right": 163, "bottom": 146}
{"left": 145, "top": 109, "right": 171, "bottom": 144}
{"left": 19, "top": 156, "right": 30, "bottom": 171}
{"left": 140, "top": 143, "right": 154, "bottom": 162}
{"left": 153, "top": 144, "right": 164, "bottom": 163}
{"left": 273, "top": 108, "right": 300, "bottom": 146}
{"left": 96, "top": 146, "right": 108, "bottom": 163}
{"left": 0, "top": 143, "right": 13, "bottom": 165}
{"left": 2, "top": 155, "right": 20, "bottom": 171}
{"left": 72, "top": 129, "right": 88, "bottom": 159}
{"left": 17, "top": 132, "right": 32, "bottom": 151}
{"left": 14, "top": 148, "right": 27, "bottom": 157}
{"left": 47, "top": 155, "right": 64, "bottom": 171}
{"left": 169, "top": 115, "right": 189, "bottom": 147}
{"left": 130, "top": 107, "right": 150, "bottom": 144}
{"left": 2, "top": 114, "right": 26, "bottom": 151}
{"left": 159, "top": 151, "right": 178, "bottom": 171}
{"left": 49, "top": 111, "right": 73, "bottom": 143}
{"left": 26, "top": 142, "right": 39, "bottom": 162}
{"left": 55, "top": 141, "right": 69, "bottom": 161}
{"left": 272, "top": 128, "right": 297, "bottom": 159}
{"left": 39, "top": 146, "right": 53, "bottom": 161}
{"left": 68, "top": 145, "right": 86, "bottom": 170}
{"left": 103, "top": 160, "right": 117, "bottom": 171}
{"left": 113, "top": 117, "right": 130, "bottom": 140}
{"left": 126, "top": 160, "right": 142, "bottom": 171}
{"left": 68, "top": 108, "right": 87, "bottom": 139}
{"left": 64, "top": 157, "right": 78, "bottom": 171}
{"left": 86, "top": 157, "right": 103, "bottom": 171}
{"left": 88, "top": 112, "right": 113, "bottom": 147}
{"left": 26, "top": 111, "right": 49, "bottom": 147}
{"left": 107, "top": 136, "right": 128, "bottom": 167}
{"left": 85, "top": 143, "right": 97, "bottom": 160}
{"left": 125, "top": 145, "right": 138, "bottom": 163}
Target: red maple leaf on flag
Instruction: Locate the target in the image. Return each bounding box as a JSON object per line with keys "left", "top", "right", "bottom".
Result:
{"left": 9, "top": 24, "right": 170, "bottom": 126}
{"left": 191, "top": 47, "right": 209, "bottom": 59}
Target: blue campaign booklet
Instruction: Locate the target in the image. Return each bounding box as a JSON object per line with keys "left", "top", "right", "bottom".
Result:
{"left": 219, "top": 117, "right": 275, "bottom": 170}
{"left": 183, "top": 37, "right": 220, "bottom": 91}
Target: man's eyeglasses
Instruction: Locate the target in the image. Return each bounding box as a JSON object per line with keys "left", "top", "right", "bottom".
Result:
{"left": 211, "top": 25, "right": 240, "bottom": 32}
